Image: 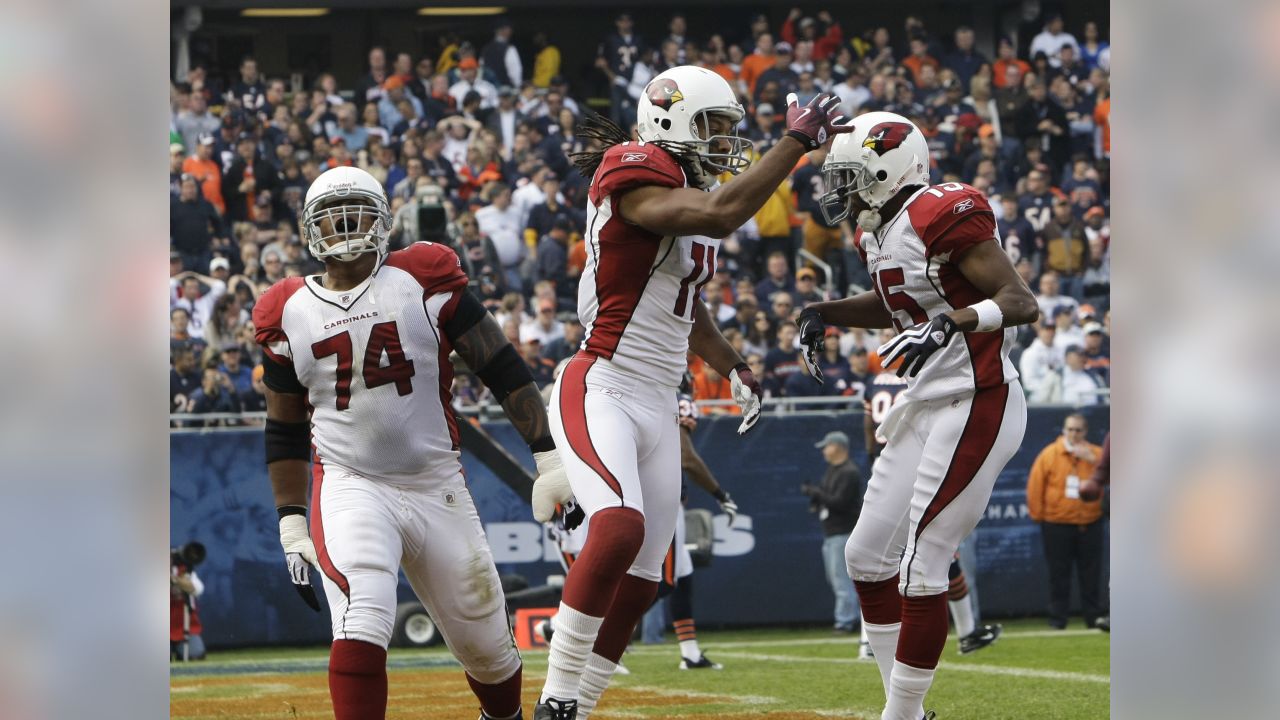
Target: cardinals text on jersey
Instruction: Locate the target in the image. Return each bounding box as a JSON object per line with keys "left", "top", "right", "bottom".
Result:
{"left": 854, "top": 182, "right": 1019, "bottom": 401}
{"left": 254, "top": 242, "right": 468, "bottom": 483}
{"left": 577, "top": 142, "right": 721, "bottom": 388}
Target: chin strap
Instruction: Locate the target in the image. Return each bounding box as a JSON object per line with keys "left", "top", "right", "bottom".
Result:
{"left": 857, "top": 209, "right": 883, "bottom": 232}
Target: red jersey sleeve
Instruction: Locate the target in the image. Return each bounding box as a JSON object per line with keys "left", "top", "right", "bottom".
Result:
{"left": 908, "top": 184, "right": 997, "bottom": 260}
{"left": 588, "top": 143, "right": 687, "bottom": 205}
{"left": 383, "top": 241, "right": 469, "bottom": 295}
{"left": 252, "top": 277, "right": 306, "bottom": 364}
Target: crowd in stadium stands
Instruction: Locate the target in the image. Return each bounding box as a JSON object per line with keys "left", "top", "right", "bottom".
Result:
{"left": 170, "top": 9, "right": 1110, "bottom": 422}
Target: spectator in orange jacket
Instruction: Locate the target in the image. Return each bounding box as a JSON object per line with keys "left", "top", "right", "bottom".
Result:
{"left": 691, "top": 362, "right": 740, "bottom": 416}
{"left": 739, "top": 33, "right": 777, "bottom": 97}
{"left": 182, "top": 134, "right": 226, "bottom": 215}
{"left": 1026, "top": 413, "right": 1106, "bottom": 630}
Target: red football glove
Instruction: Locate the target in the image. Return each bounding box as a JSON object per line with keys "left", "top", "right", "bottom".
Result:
{"left": 784, "top": 93, "right": 856, "bottom": 151}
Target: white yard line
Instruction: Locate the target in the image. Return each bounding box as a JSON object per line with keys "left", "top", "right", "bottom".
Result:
{"left": 706, "top": 651, "right": 1110, "bottom": 684}
{"left": 624, "top": 628, "right": 1099, "bottom": 654}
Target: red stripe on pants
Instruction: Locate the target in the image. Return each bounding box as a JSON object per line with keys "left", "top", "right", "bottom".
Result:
{"left": 310, "top": 449, "right": 350, "bottom": 597}
{"left": 915, "top": 384, "right": 1009, "bottom": 539}
{"left": 559, "top": 353, "right": 624, "bottom": 499}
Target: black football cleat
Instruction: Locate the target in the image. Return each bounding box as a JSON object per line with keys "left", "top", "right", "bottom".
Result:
{"left": 533, "top": 698, "right": 578, "bottom": 720}
{"left": 678, "top": 654, "right": 723, "bottom": 670}
{"left": 958, "top": 624, "right": 1002, "bottom": 655}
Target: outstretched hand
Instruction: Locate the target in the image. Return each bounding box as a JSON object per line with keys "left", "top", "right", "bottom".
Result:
{"left": 784, "top": 93, "right": 857, "bottom": 151}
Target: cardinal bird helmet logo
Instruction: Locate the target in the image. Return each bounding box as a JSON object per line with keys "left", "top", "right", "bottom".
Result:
{"left": 862, "top": 122, "right": 916, "bottom": 156}
{"left": 645, "top": 78, "right": 685, "bottom": 110}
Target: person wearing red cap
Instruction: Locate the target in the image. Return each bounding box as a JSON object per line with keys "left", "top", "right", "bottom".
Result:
{"left": 450, "top": 56, "right": 498, "bottom": 111}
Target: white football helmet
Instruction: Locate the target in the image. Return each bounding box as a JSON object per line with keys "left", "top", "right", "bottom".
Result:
{"left": 302, "top": 166, "right": 393, "bottom": 263}
{"left": 636, "top": 65, "right": 749, "bottom": 189}
{"left": 819, "top": 111, "right": 930, "bottom": 228}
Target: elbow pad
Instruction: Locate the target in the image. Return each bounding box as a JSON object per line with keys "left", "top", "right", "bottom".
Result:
{"left": 265, "top": 419, "right": 311, "bottom": 464}
{"left": 475, "top": 344, "right": 535, "bottom": 403}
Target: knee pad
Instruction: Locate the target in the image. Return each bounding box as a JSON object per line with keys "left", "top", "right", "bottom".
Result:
{"left": 456, "top": 547, "right": 505, "bottom": 621}
{"left": 845, "top": 532, "right": 898, "bottom": 583}
{"left": 459, "top": 644, "right": 523, "bottom": 686}
{"left": 898, "top": 546, "right": 951, "bottom": 598}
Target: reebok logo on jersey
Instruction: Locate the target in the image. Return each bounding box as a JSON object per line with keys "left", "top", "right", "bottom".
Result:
{"left": 953, "top": 198, "right": 975, "bottom": 214}
{"left": 621, "top": 152, "right": 647, "bottom": 162}
{"left": 931, "top": 331, "right": 946, "bottom": 344}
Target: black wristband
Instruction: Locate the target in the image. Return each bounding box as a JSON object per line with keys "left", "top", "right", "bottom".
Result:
{"left": 713, "top": 488, "right": 729, "bottom": 503}
{"left": 786, "top": 129, "right": 818, "bottom": 151}
{"left": 529, "top": 436, "right": 556, "bottom": 454}
{"left": 277, "top": 505, "right": 306, "bottom": 520}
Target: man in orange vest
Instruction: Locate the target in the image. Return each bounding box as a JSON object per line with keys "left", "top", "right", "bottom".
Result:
{"left": 1026, "top": 413, "right": 1106, "bottom": 629}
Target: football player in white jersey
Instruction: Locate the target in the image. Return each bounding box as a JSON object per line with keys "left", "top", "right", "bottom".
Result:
{"left": 528, "top": 66, "right": 855, "bottom": 720}
{"left": 794, "top": 112, "right": 1039, "bottom": 720}
{"left": 254, "top": 166, "right": 569, "bottom": 720}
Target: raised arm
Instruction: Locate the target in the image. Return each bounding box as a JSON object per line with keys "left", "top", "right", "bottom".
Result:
{"left": 618, "top": 135, "right": 808, "bottom": 238}
{"left": 618, "top": 93, "right": 854, "bottom": 239}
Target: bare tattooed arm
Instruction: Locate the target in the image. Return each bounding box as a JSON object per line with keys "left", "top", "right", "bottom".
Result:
{"left": 450, "top": 312, "right": 551, "bottom": 445}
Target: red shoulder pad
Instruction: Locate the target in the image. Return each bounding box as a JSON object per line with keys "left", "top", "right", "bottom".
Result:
{"left": 589, "top": 142, "right": 687, "bottom": 205}
{"left": 907, "top": 184, "right": 997, "bottom": 260}
{"left": 252, "top": 277, "right": 306, "bottom": 362}
{"left": 384, "top": 241, "right": 469, "bottom": 294}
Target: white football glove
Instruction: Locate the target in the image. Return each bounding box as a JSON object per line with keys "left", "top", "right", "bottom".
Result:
{"left": 713, "top": 489, "right": 739, "bottom": 524}
{"left": 728, "top": 364, "right": 763, "bottom": 435}
{"left": 279, "top": 513, "right": 321, "bottom": 612}
{"left": 532, "top": 449, "right": 573, "bottom": 523}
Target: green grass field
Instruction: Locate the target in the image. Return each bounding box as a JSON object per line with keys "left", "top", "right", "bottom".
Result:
{"left": 170, "top": 619, "right": 1109, "bottom": 719}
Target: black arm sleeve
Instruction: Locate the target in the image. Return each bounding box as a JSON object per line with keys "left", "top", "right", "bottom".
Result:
{"left": 262, "top": 353, "right": 306, "bottom": 394}
{"left": 441, "top": 290, "right": 489, "bottom": 342}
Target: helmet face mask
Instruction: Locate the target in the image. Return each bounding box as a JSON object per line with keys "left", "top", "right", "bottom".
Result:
{"left": 302, "top": 167, "right": 392, "bottom": 264}
{"left": 819, "top": 111, "right": 931, "bottom": 228}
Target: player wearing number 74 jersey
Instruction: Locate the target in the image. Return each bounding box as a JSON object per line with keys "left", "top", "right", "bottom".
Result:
{"left": 528, "top": 66, "right": 856, "bottom": 720}
{"left": 253, "top": 166, "right": 570, "bottom": 720}
{"left": 794, "top": 111, "right": 1039, "bottom": 720}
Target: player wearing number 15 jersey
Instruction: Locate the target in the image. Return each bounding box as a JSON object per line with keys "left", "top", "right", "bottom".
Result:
{"left": 529, "top": 66, "right": 856, "bottom": 720}
{"left": 253, "top": 166, "right": 572, "bottom": 720}
{"left": 794, "top": 111, "right": 1039, "bottom": 720}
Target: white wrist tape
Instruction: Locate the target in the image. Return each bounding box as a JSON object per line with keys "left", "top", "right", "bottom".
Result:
{"left": 970, "top": 299, "right": 1004, "bottom": 332}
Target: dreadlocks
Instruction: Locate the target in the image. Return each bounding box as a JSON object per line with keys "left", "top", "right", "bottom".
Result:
{"left": 569, "top": 112, "right": 706, "bottom": 182}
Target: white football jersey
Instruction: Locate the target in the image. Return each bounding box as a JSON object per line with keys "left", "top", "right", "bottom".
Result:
{"left": 577, "top": 142, "right": 720, "bottom": 388}
{"left": 856, "top": 182, "right": 1018, "bottom": 402}
{"left": 254, "top": 242, "right": 469, "bottom": 483}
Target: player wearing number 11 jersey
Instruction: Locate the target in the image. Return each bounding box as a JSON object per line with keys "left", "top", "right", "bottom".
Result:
{"left": 253, "top": 166, "right": 571, "bottom": 720}
{"left": 795, "top": 111, "right": 1039, "bottom": 720}
{"left": 529, "top": 66, "right": 856, "bottom": 720}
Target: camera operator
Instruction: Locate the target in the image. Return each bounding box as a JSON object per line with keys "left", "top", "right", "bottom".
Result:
{"left": 389, "top": 179, "right": 452, "bottom": 249}
{"left": 170, "top": 542, "right": 207, "bottom": 661}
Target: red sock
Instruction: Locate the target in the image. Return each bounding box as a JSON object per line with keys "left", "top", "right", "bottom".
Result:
{"left": 561, "top": 508, "right": 646, "bottom": 617}
{"left": 896, "top": 592, "right": 949, "bottom": 669}
{"left": 467, "top": 665, "right": 522, "bottom": 719}
{"left": 854, "top": 574, "right": 903, "bottom": 625}
{"left": 328, "top": 639, "right": 387, "bottom": 720}
{"left": 591, "top": 574, "right": 659, "bottom": 663}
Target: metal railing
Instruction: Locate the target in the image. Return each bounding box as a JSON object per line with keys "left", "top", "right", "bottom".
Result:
{"left": 169, "top": 389, "right": 1109, "bottom": 432}
{"left": 796, "top": 248, "right": 834, "bottom": 299}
